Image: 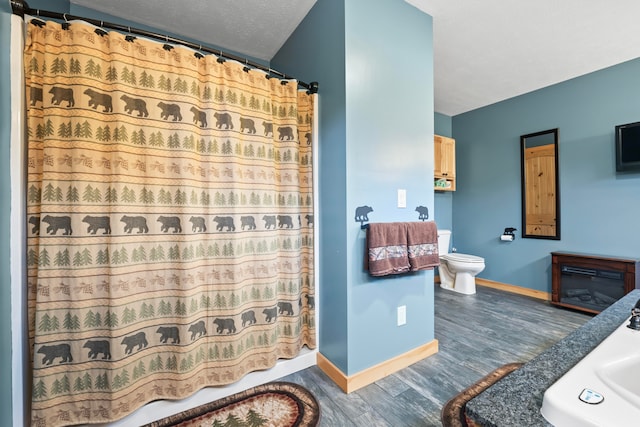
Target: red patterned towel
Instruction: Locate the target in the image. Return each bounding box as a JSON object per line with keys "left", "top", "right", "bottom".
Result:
{"left": 407, "top": 221, "right": 439, "bottom": 271}
{"left": 366, "top": 222, "right": 410, "bottom": 276}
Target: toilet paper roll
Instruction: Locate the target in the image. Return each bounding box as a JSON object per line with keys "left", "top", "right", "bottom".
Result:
{"left": 500, "top": 234, "right": 514, "bottom": 241}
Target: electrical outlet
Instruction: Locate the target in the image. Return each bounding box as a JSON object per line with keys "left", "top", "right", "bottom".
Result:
{"left": 397, "top": 305, "right": 406, "bottom": 326}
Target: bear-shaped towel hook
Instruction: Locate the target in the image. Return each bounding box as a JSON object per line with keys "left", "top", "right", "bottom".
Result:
{"left": 415, "top": 206, "right": 429, "bottom": 221}
{"left": 355, "top": 205, "right": 373, "bottom": 229}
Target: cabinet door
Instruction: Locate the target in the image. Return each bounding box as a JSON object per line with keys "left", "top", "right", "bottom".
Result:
{"left": 434, "top": 135, "right": 456, "bottom": 191}
{"left": 434, "top": 135, "right": 455, "bottom": 178}
{"left": 434, "top": 135, "right": 445, "bottom": 176}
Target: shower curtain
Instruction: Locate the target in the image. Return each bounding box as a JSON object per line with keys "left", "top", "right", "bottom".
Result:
{"left": 25, "top": 18, "right": 315, "bottom": 427}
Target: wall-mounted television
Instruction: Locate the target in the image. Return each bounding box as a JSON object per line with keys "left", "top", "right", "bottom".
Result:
{"left": 615, "top": 121, "right": 640, "bottom": 172}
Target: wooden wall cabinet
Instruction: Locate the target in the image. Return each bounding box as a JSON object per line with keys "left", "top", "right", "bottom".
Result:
{"left": 434, "top": 135, "right": 456, "bottom": 191}
{"left": 551, "top": 251, "right": 640, "bottom": 314}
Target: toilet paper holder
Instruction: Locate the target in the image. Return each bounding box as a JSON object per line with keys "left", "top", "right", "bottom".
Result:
{"left": 501, "top": 227, "right": 516, "bottom": 242}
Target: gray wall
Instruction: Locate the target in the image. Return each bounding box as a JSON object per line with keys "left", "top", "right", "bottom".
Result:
{"left": 452, "top": 57, "right": 640, "bottom": 292}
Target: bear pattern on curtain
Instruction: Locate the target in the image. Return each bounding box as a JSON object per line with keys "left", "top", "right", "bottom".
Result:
{"left": 25, "top": 19, "right": 315, "bottom": 427}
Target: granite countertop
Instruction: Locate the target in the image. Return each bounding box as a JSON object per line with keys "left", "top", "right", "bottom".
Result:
{"left": 465, "top": 289, "right": 640, "bottom": 427}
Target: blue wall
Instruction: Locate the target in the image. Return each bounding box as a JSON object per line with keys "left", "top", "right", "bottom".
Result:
{"left": 452, "top": 57, "right": 640, "bottom": 292}
{"left": 274, "top": 0, "right": 435, "bottom": 375}
{"left": 344, "top": 0, "right": 434, "bottom": 374}
{"left": 434, "top": 112, "right": 453, "bottom": 232}
{"left": 273, "top": 0, "right": 350, "bottom": 371}
{"left": 435, "top": 112, "right": 452, "bottom": 137}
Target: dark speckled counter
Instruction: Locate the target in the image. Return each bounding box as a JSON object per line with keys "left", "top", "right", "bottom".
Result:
{"left": 465, "top": 289, "right": 640, "bottom": 427}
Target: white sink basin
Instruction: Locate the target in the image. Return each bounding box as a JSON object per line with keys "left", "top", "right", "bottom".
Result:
{"left": 597, "top": 353, "right": 640, "bottom": 408}
{"left": 541, "top": 318, "right": 640, "bottom": 426}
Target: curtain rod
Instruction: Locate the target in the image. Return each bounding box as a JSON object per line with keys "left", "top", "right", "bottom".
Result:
{"left": 10, "top": 0, "right": 318, "bottom": 94}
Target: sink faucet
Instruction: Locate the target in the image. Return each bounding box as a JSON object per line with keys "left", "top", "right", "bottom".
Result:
{"left": 628, "top": 298, "right": 640, "bottom": 330}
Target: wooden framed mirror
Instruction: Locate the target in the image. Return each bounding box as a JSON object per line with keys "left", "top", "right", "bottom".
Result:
{"left": 520, "top": 128, "right": 560, "bottom": 239}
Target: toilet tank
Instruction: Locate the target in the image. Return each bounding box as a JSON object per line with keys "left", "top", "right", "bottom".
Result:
{"left": 437, "top": 229, "right": 451, "bottom": 255}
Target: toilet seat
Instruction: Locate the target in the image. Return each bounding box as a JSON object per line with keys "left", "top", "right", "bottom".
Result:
{"left": 441, "top": 253, "right": 484, "bottom": 263}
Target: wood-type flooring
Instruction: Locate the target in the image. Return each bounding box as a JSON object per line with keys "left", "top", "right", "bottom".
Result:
{"left": 281, "top": 285, "right": 593, "bottom": 426}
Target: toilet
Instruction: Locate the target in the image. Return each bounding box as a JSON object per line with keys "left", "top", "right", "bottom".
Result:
{"left": 437, "top": 229, "right": 485, "bottom": 295}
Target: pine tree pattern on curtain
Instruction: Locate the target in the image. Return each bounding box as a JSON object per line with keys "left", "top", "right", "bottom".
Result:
{"left": 25, "top": 19, "right": 315, "bottom": 427}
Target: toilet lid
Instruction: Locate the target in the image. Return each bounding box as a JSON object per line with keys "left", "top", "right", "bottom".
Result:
{"left": 441, "top": 253, "right": 484, "bottom": 263}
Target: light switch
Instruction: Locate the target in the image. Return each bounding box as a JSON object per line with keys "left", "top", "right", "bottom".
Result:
{"left": 397, "top": 189, "right": 406, "bottom": 208}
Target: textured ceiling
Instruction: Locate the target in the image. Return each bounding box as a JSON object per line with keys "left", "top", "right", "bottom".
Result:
{"left": 70, "top": 0, "right": 317, "bottom": 62}
{"left": 410, "top": 0, "right": 640, "bottom": 115}
{"left": 70, "top": 0, "right": 640, "bottom": 116}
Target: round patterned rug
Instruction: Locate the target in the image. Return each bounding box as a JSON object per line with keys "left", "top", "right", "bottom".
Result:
{"left": 143, "top": 382, "right": 320, "bottom": 427}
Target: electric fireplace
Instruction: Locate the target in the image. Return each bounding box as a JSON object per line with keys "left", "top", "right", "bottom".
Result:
{"left": 551, "top": 252, "right": 640, "bottom": 314}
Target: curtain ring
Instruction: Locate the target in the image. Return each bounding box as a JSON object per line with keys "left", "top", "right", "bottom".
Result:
{"left": 61, "top": 13, "right": 71, "bottom": 30}
{"left": 125, "top": 26, "right": 136, "bottom": 42}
